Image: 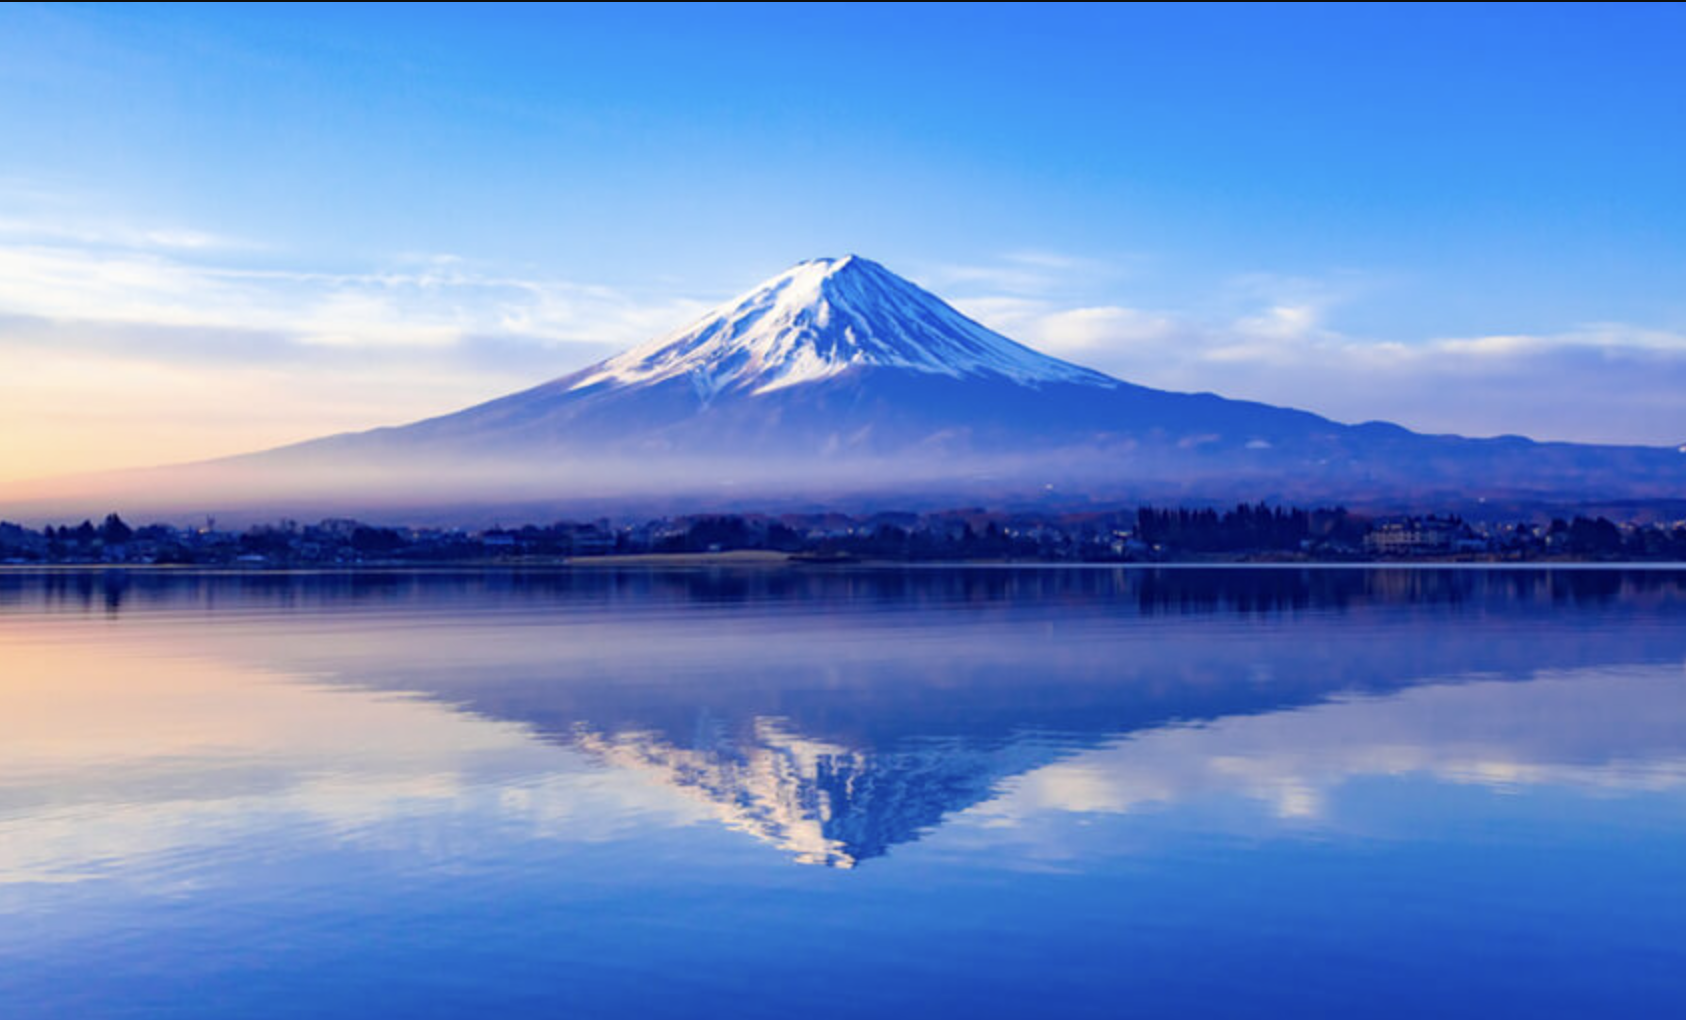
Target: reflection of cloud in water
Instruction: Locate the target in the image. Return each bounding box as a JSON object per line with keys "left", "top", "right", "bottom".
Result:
{"left": 0, "top": 629, "right": 714, "bottom": 886}
{"left": 985, "top": 665, "right": 1686, "bottom": 827}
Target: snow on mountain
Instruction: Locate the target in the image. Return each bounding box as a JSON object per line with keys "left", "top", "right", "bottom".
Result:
{"left": 567, "top": 255, "right": 1116, "bottom": 398}
{"left": 212, "top": 255, "right": 1686, "bottom": 510}
{"left": 14, "top": 253, "right": 1684, "bottom": 518}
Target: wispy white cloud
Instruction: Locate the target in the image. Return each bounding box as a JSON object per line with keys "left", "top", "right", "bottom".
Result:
{"left": 920, "top": 249, "right": 1143, "bottom": 298}
{"left": 960, "top": 664, "right": 1686, "bottom": 851}
{"left": 1017, "top": 304, "right": 1189, "bottom": 353}
{"left": 0, "top": 217, "right": 713, "bottom": 481}
{"left": 0, "top": 215, "right": 250, "bottom": 252}
{"left": 0, "top": 235, "right": 707, "bottom": 354}
{"left": 946, "top": 254, "right": 1686, "bottom": 445}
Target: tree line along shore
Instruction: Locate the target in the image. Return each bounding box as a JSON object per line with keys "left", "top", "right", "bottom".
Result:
{"left": 5, "top": 504, "right": 1685, "bottom": 567}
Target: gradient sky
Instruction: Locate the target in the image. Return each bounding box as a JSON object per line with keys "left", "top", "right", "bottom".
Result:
{"left": 2, "top": 2, "right": 1684, "bottom": 483}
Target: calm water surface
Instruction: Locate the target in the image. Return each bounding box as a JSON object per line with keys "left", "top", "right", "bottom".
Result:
{"left": 3, "top": 567, "right": 1685, "bottom": 1018}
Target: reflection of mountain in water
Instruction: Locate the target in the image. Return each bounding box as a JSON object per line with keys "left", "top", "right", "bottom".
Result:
{"left": 382, "top": 569, "right": 1686, "bottom": 866}
{"left": 573, "top": 719, "right": 1069, "bottom": 867}
{"left": 8, "top": 566, "right": 1686, "bottom": 867}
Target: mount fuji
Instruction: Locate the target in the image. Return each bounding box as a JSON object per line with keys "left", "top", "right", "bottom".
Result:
{"left": 15, "top": 255, "right": 1686, "bottom": 517}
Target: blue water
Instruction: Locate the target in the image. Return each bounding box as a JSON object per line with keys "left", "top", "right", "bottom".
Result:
{"left": 2, "top": 567, "right": 1685, "bottom": 1017}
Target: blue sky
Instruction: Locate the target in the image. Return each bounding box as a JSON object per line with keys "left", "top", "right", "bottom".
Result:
{"left": 1, "top": 2, "right": 1683, "bottom": 480}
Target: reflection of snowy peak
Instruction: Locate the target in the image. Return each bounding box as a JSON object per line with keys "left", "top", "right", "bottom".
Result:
{"left": 572, "top": 717, "right": 1061, "bottom": 867}
{"left": 570, "top": 255, "right": 1116, "bottom": 398}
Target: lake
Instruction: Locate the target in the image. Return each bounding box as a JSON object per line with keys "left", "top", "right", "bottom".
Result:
{"left": 3, "top": 566, "right": 1685, "bottom": 1018}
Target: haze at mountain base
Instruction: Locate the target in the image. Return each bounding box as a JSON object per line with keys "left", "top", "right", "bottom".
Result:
{"left": 6, "top": 256, "right": 1684, "bottom": 522}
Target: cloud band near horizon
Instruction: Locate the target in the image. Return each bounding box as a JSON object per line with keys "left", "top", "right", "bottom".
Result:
{"left": 1, "top": 224, "right": 1683, "bottom": 486}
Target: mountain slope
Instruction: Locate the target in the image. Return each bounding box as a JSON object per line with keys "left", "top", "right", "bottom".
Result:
{"left": 265, "top": 255, "right": 1682, "bottom": 506}
{"left": 10, "top": 255, "right": 1685, "bottom": 517}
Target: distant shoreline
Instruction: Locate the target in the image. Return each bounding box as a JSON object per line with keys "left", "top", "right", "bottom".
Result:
{"left": 9, "top": 505, "right": 1682, "bottom": 568}
{"left": 5, "top": 556, "right": 1686, "bottom": 573}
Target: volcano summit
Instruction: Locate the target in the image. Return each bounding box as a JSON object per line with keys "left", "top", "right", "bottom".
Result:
{"left": 14, "top": 255, "right": 1686, "bottom": 517}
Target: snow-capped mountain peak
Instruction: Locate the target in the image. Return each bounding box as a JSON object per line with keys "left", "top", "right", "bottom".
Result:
{"left": 569, "top": 255, "right": 1117, "bottom": 397}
